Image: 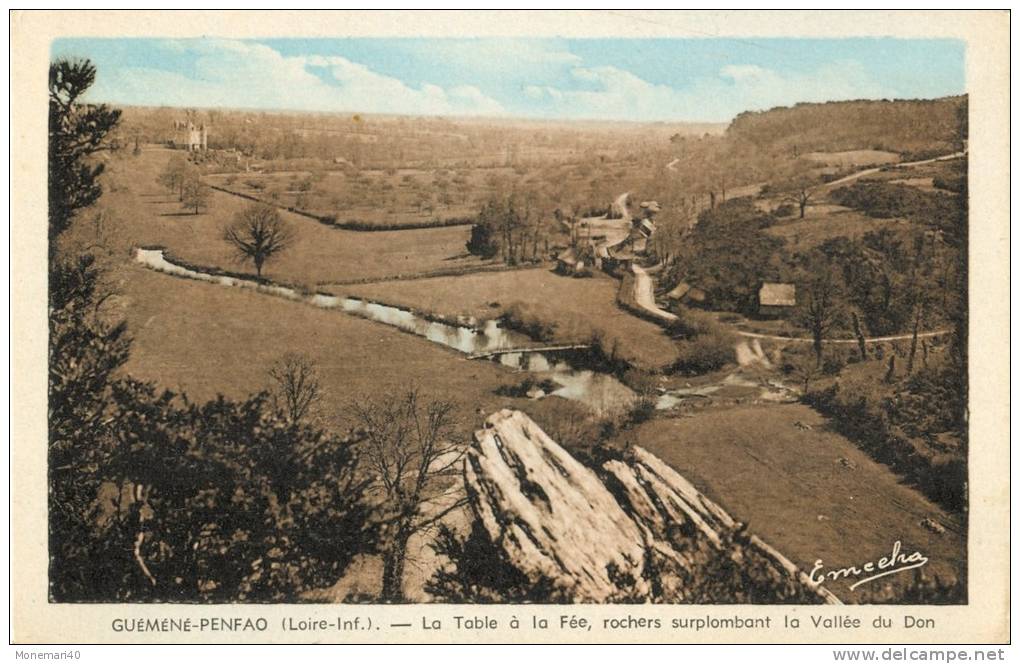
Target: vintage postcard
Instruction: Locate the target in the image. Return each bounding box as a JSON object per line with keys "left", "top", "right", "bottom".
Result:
{"left": 10, "top": 9, "right": 1010, "bottom": 646}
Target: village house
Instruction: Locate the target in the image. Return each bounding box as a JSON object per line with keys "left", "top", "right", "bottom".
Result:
{"left": 757, "top": 282, "right": 797, "bottom": 317}
{"left": 666, "top": 281, "right": 707, "bottom": 307}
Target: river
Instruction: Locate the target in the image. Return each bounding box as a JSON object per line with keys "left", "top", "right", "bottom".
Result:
{"left": 134, "top": 247, "right": 640, "bottom": 415}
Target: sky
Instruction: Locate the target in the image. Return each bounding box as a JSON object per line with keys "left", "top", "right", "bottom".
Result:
{"left": 51, "top": 37, "right": 965, "bottom": 123}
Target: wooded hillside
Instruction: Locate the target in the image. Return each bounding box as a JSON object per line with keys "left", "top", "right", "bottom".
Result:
{"left": 726, "top": 96, "right": 967, "bottom": 158}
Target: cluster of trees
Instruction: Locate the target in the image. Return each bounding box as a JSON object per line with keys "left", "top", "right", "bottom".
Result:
{"left": 465, "top": 192, "right": 558, "bottom": 265}
{"left": 726, "top": 96, "right": 967, "bottom": 157}
{"left": 661, "top": 194, "right": 965, "bottom": 373}
{"left": 157, "top": 154, "right": 209, "bottom": 214}
{"left": 49, "top": 58, "right": 465, "bottom": 603}
{"left": 831, "top": 180, "right": 967, "bottom": 245}
{"left": 663, "top": 199, "right": 788, "bottom": 315}
{"left": 121, "top": 105, "right": 674, "bottom": 171}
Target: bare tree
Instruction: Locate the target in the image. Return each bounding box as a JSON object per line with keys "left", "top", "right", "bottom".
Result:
{"left": 351, "top": 389, "right": 464, "bottom": 601}
{"left": 784, "top": 175, "right": 815, "bottom": 219}
{"left": 790, "top": 353, "right": 821, "bottom": 393}
{"left": 777, "top": 159, "right": 818, "bottom": 219}
{"left": 268, "top": 353, "right": 322, "bottom": 426}
{"left": 224, "top": 203, "right": 294, "bottom": 279}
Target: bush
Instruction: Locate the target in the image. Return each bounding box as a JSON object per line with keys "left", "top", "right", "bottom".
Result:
{"left": 621, "top": 368, "right": 658, "bottom": 395}
{"left": 932, "top": 174, "right": 966, "bottom": 194}
{"left": 672, "top": 333, "right": 735, "bottom": 375}
{"left": 501, "top": 303, "right": 558, "bottom": 342}
{"left": 821, "top": 347, "right": 851, "bottom": 375}
{"left": 665, "top": 306, "right": 737, "bottom": 375}
{"left": 664, "top": 306, "right": 718, "bottom": 339}
{"left": 625, "top": 396, "right": 657, "bottom": 426}
{"left": 494, "top": 376, "right": 558, "bottom": 398}
{"left": 774, "top": 203, "right": 796, "bottom": 217}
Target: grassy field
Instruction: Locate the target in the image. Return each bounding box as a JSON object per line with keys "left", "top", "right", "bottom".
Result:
{"left": 205, "top": 165, "right": 513, "bottom": 228}
{"left": 112, "top": 263, "right": 549, "bottom": 435}
{"left": 97, "top": 148, "right": 490, "bottom": 286}
{"left": 342, "top": 269, "right": 681, "bottom": 371}
{"left": 624, "top": 403, "right": 965, "bottom": 602}
{"left": 803, "top": 149, "right": 901, "bottom": 167}
{"left": 766, "top": 207, "right": 913, "bottom": 251}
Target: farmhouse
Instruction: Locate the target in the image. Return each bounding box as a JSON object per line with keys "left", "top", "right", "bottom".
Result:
{"left": 666, "top": 281, "right": 707, "bottom": 306}
{"left": 758, "top": 282, "right": 797, "bottom": 316}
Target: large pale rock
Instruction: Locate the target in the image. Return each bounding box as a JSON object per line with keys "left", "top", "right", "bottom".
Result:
{"left": 464, "top": 409, "right": 840, "bottom": 604}
{"left": 465, "top": 410, "right": 649, "bottom": 602}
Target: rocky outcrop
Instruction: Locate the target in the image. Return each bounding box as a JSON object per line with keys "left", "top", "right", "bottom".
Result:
{"left": 463, "top": 409, "right": 840, "bottom": 604}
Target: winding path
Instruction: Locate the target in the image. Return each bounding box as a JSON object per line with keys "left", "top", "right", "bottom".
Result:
{"left": 820, "top": 150, "right": 966, "bottom": 190}
{"left": 736, "top": 328, "right": 950, "bottom": 345}
{"left": 630, "top": 264, "right": 677, "bottom": 323}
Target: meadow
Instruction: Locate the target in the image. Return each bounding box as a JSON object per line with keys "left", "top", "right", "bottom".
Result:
{"left": 99, "top": 148, "right": 489, "bottom": 286}
{"left": 625, "top": 403, "right": 966, "bottom": 602}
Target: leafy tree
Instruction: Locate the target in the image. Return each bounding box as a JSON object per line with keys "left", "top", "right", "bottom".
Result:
{"left": 665, "top": 199, "right": 786, "bottom": 314}
{"left": 224, "top": 203, "right": 294, "bottom": 278}
{"left": 180, "top": 173, "right": 209, "bottom": 214}
{"left": 48, "top": 59, "right": 129, "bottom": 598}
{"left": 465, "top": 221, "right": 499, "bottom": 259}
{"left": 63, "top": 381, "right": 373, "bottom": 602}
{"left": 48, "top": 58, "right": 122, "bottom": 244}
{"left": 48, "top": 256, "right": 133, "bottom": 600}
{"left": 158, "top": 155, "right": 189, "bottom": 200}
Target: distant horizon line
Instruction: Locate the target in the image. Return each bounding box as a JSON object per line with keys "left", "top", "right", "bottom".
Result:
{"left": 104, "top": 92, "right": 966, "bottom": 128}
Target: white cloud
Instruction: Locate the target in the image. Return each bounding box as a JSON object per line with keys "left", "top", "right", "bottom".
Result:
{"left": 94, "top": 39, "right": 505, "bottom": 117}
{"left": 424, "top": 39, "right": 582, "bottom": 77}
{"left": 85, "top": 38, "right": 892, "bottom": 123}
{"left": 521, "top": 61, "right": 890, "bottom": 122}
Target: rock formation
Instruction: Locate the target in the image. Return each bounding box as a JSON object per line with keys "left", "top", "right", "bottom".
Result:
{"left": 462, "top": 409, "right": 840, "bottom": 604}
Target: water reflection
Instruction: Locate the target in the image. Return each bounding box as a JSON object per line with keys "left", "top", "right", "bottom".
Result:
{"left": 135, "top": 248, "right": 638, "bottom": 415}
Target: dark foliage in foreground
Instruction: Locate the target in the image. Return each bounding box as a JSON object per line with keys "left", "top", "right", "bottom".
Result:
{"left": 50, "top": 278, "right": 375, "bottom": 601}
{"left": 48, "top": 59, "right": 122, "bottom": 242}
{"left": 48, "top": 58, "right": 374, "bottom": 603}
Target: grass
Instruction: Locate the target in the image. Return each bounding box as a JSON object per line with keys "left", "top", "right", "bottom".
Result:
{"left": 205, "top": 166, "right": 509, "bottom": 229}
{"left": 112, "top": 264, "right": 542, "bottom": 434}
{"left": 766, "top": 207, "right": 913, "bottom": 251}
{"left": 96, "top": 149, "right": 491, "bottom": 286}
{"left": 624, "top": 403, "right": 965, "bottom": 602}
{"left": 802, "top": 149, "right": 901, "bottom": 167}
{"left": 341, "top": 269, "right": 681, "bottom": 371}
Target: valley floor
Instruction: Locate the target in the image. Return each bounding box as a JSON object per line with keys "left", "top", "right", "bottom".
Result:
{"left": 86, "top": 146, "right": 966, "bottom": 603}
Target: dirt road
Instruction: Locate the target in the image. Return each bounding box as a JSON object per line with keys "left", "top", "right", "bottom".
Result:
{"left": 630, "top": 264, "right": 677, "bottom": 323}
{"left": 736, "top": 328, "right": 950, "bottom": 345}
{"left": 820, "top": 150, "right": 966, "bottom": 190}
